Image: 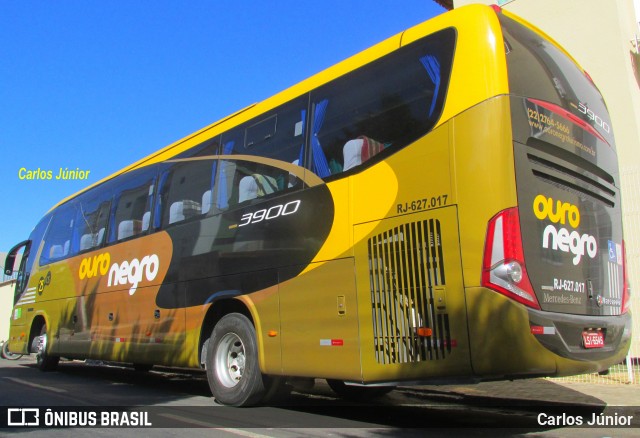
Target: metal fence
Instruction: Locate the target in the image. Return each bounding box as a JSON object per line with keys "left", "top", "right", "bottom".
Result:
{"left": 548, "top": 354, "right": 640, "bottom": 385}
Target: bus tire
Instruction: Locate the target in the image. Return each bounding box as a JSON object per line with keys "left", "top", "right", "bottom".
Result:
{"left": 326, "top": 379, "right": 394, "bottom": 400}
{"left": 260, "top": 376, "right": 292, "bottom": 405}
{"left": 34, "top": 324, "right": 59, "bottom": 372}
{"left": 206, "top": 313, "right": 266, "bottom": 406}
{"left": 2, "top": 341, "right": 22, "bottom": 360}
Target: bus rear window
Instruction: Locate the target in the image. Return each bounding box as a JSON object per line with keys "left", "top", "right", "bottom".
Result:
{"left": 499, "top": 14, "right": 615, "bottom": 148}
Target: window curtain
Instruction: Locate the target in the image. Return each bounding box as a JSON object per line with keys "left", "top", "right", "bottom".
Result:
{"left": 298, "top": 109, "right": 306, "bottom": 166}
{"left": 153, "top": 171, "right": 170, "bottom": 229}
{"left": 216, "top": 141, "right": 235, "bottom": 209}
{"left": 420, "top": 55, "right": 441, "bottom": 117}
{"left": 311, "top": 99, "right": 331, "bottom": 178}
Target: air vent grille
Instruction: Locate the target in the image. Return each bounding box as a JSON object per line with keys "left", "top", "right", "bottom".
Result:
{"left": 368, "top": 219, "right": 450, "bottom": 364}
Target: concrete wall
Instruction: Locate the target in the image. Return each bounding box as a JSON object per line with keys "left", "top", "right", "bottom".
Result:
{"left": 0, "top": 281, "right": 16, "bottom": 342}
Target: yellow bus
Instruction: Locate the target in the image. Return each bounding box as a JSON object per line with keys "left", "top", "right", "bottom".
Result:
{"left": 4, "top": 4, "right": 632, "bottom": 406}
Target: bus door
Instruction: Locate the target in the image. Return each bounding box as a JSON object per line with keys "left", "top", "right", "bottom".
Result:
{"left": 4, "top": 215, "right": 51, "bottom": 354}
{"left": 5, "top": 241, "right": 32, "bottom": 353}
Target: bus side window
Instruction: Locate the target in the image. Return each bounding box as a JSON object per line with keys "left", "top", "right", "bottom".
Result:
{"left": 158, "top": 159, "right": 215, "bottom": 228}
{"left": 343, "top": 136, "right": 386, "bottom": 171}
{"left": 108, "top": 167, "right": 157, "bottom": 243}
{"left": 74, "top": 190, "right": 112, "bottom": 252}
{"left": 40, "top": 202, "right": 77, "bottom": 265}
{"left": 237, "top": 168, "right": 279, "bottom": 203}
{"left": 309, "top": 29, "right": 455, "bottom": 177}
{"left": 213, "top": 97, "right": 308, "bottom": 211}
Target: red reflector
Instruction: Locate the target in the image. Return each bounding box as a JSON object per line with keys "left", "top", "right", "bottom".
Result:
{"left": 530, "top": 325, "right": 556, "bottom": 335}
{"left": 331, "top": 339, "right": 344, "bottom": 346}
{"left": 416, "top": 327, "right": 433, "bottom": 337}
{"left": 531, "top": 326, "right": 544, "bottom": 335}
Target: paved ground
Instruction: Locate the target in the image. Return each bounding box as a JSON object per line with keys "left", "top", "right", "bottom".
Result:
{"left": 2, "top": 354, "right": 637, "bottom": 408}
{"left": 2, "top": 355, "right": 639, "bottom": 435}
{"left": 417, "top": 378, "right": 638, "bottom": 406}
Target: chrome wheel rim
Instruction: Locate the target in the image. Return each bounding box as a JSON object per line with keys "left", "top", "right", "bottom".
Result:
{"left": 214, "top": 333, "right": 245, "bottom": 388}
{"left": 35, "top": 333, "right": 47, "bottom": 362}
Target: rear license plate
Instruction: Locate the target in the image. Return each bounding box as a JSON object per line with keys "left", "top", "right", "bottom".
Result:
{"left": 582, "top": 331, "right": 604, "bottom": 349}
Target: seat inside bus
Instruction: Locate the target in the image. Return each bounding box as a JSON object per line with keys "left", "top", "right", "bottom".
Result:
{"left": 343, "top": 136, "right": 385, "bottom": 171}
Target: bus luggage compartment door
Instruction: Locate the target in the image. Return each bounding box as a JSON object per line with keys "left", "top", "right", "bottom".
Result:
{"left": 353, "top": 206, "right": 471, "bottom": 383}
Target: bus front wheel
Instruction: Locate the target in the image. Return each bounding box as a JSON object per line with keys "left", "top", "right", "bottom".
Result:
{"left": 33, "top": 324, "right": 59, "bottom": 372}
{"left": 206, "top": 313, "right": 267, "bottom": 406}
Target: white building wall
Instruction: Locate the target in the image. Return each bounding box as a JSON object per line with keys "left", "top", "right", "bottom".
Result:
{"left": 0, "top": 281, "right": 16, "bottom": 342}
{"left": 1, "top": 252, "right": 21, "bottom": 344}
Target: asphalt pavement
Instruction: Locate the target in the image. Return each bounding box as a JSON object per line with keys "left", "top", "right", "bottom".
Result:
{"left": 2, "top": 354, "right": 640, "bottom": 435}
{"left": 416, "top": 378, "right": 638, "bottom": 407}
{"left": 1, "top": 354, "right": 637, "bottom": 407}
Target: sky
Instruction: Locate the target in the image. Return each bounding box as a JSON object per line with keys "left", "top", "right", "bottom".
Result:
{"left": 0, "top": 1, "right": 446, "bottom": 254}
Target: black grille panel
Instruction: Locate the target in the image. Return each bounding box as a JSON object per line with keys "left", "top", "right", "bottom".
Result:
{"left": 524, "top": 138, "right": 617, "bottom": 208}
{"left": 368, "top": 219, "right": 450, "bottom": 364}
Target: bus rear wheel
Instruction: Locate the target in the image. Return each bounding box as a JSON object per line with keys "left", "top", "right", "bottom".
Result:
{"left": 206, "top": 313, "right": 268, "bottom": 406}
{"left": 33, "top": 324, "right": 59, "bottom": 372}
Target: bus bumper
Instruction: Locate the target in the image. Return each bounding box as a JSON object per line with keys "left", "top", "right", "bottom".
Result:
{"left": 465, "top": 287, "right": 632, "bottom": 378}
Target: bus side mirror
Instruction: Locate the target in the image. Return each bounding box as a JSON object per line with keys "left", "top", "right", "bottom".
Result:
{"left": 4, "top": 240, "right": 29, "bottom": 276}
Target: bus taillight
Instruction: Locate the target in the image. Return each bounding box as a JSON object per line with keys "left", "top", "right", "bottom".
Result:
{"left": 482, "top": 208, "right": 541, "bottom": 309}
{"left": 622, "top": 240, "right": 632, "bottom": 314}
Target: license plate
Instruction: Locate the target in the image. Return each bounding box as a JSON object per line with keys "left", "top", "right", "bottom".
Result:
{"left": 582, "top": 331, "right": 604, "bottom": 349}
